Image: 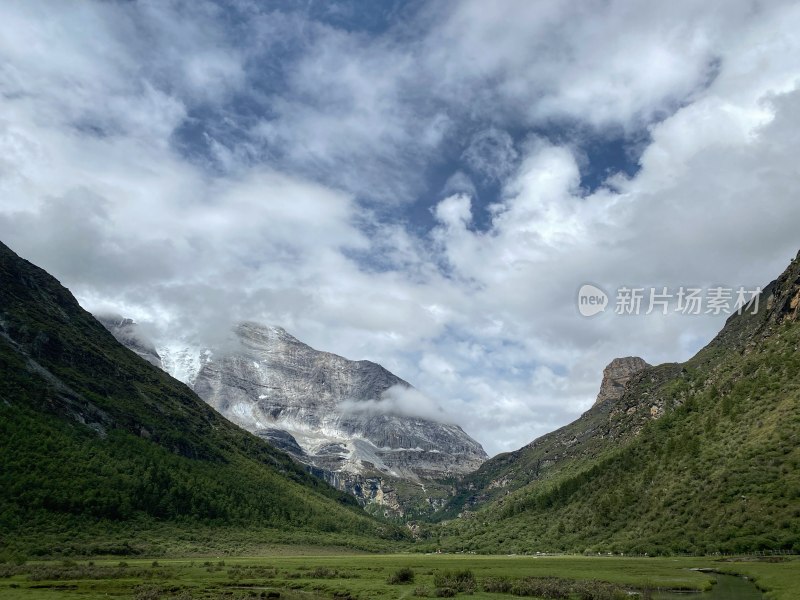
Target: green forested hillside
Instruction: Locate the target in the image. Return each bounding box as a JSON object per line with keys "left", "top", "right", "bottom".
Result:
{"left": 3, "top": 235, "right": 798, "bottom": 560}
{"left": 0, "top": 241, "right": 401, "bottom": 558}
{"left": 430, "top": 253, "right": 800, "bottom": 555}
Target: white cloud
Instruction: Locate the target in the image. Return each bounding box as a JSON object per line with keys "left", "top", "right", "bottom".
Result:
{"left": 341, "top": 384, "right": 447, "bottom": 423}
{"left": 434, "top": 194, "right": 472, "bottom": 230}
{"left": 462, "top": 128, "right": 519, "bottom": 183}
{"left": 420, "top": 0, "right": 744, "bottom": 129}
{"left": 1, "top": 0, "right": 800, "bottom": 457}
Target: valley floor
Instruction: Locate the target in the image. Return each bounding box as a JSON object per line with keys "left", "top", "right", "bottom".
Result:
{"left": 0, "top": 553, "right": 796, "bottom": 600}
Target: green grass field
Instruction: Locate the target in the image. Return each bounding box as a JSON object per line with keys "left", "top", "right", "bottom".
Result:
{"left": 0, "top": 552, "right": 796, "bottom": 600}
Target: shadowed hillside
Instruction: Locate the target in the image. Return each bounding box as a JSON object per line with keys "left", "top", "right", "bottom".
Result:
{"left": 0, "top": 241, "right": 403, "bottom": 558}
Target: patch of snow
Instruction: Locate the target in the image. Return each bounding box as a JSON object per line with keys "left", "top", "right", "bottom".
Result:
{"left": 158, "top": 343, "right": 208, "bottom": 386}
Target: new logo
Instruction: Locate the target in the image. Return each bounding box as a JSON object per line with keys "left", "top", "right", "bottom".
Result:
{"left": 577, "top": 284, "right": 609, "bottom": 317}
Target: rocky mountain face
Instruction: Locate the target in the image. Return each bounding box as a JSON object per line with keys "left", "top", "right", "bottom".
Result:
{"left": 101, "top": 320, "right": 487, "bottom": 517}
{"left": 593, "top": 356, "right": 650, "bottom": 406}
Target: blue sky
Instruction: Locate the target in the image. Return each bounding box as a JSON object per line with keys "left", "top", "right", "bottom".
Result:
{"left": 1, "top": 0, "right": 800, "bottom": 454}
{"left": 168, "top": 1, "right": 652, "bottom": 235}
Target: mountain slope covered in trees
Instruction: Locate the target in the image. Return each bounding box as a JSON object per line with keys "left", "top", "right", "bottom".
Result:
{"left": 430, "top": 252, "right": 800, "bottom": 555}
{"left": 0, "top": 241, "right": 402, "bottom": 558}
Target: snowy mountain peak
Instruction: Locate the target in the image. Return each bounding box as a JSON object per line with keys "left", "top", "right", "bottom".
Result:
{"left": 98, "top": 317, "right": 487, "bottom": 513}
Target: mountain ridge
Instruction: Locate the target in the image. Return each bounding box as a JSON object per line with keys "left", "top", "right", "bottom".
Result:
{"left": 429, "top": 251, "right": 800, "bottom": 554}
{"left": 0, "top": 239, "right": 401, "bottom": 557}
{"left": 101, "top": 317, "right": 487, "bottom": 519}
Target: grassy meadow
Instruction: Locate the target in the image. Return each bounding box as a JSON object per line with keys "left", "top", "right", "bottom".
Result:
{"left": 0, "top": 552, "right": 796, "bottom": 600}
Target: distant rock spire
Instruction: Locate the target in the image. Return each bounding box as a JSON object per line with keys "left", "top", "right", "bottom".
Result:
{"left": 593, "top": 356, "right": 650, "bottom": 407}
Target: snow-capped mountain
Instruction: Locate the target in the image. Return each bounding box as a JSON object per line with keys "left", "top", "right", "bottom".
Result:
{"left": 100, "top": 318, "right": 487, "bottom": 514}
{"left": 190, "top": 322, "right": 485, "bottom": 480}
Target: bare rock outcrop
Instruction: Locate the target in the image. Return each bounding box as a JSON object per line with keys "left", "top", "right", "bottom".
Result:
{"left": 593, "top": 356, "right": 650, "bottom": 407}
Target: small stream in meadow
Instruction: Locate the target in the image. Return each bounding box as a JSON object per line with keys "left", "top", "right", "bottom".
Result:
{"left": 652, "top": 572, "right": 762, "bottom": 599}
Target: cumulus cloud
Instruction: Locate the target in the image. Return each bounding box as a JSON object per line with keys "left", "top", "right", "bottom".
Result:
{"left": 419, "top": 0, "right": 734, "bottom": 129}
{"left": 461, "top": 128, "right": 519, "bottom": 183}
{"left": 440, "top": 171, "right": 476, "bottom": 198}
{"left": 1, "top": 0, "right": 800, "bottom": 456}
{"left": 340, "top": 384, "right": 448, "bottom": 423}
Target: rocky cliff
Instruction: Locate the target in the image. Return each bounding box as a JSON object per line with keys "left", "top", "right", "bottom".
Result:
{"left": 593, "top": 356, "right": 650, "bottom": 406}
